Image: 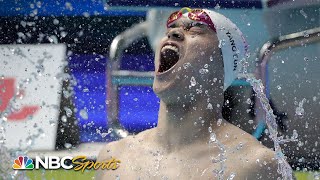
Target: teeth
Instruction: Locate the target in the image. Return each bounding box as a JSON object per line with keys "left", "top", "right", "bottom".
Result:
{"left": 161, "top": 45, "right": 179, "bottom": 53}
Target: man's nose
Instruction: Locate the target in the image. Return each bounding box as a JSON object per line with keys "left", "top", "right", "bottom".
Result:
{"left": 167, "top": 29, "right": 184, "bottom": 41}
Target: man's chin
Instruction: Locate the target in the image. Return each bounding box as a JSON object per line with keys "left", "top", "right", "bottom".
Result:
{"left": 153, "top": 82, "right": 170, "bottom": 97}
{"left": 153, "top": 82, "right": 188, "bottom": 105}
{"left": 153, "top": 83, "right": 175, "bottom": 101}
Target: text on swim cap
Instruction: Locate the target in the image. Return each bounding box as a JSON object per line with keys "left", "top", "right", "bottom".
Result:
{"left": 226, "top": 31, "right": 238, "bottom": 71}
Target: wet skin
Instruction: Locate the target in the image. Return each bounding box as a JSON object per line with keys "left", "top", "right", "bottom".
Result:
{"left": 96, "top": 17, "right": 282, "bottom": 179}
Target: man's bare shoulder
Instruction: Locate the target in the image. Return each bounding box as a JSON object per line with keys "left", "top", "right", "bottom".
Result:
{"left": 246, "top": 146, "right": 283, "bottom": 179}
{"left": 95, "top": 129, "right": 159, "bottom": 180}
{"left": 230, "top": 137, "right": 282, "bottom": 179}
{"left": 219, "top": 124, "right": 283, "bottom": 179}
{"left": 97, "top": 128, "right": 155, "bottom": 161}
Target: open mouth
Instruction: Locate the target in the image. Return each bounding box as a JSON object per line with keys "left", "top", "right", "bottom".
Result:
{"left": 158, "top": 44, "right": 180, "bottom": 73}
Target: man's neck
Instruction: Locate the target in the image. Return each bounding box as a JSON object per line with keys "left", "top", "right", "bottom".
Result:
{"left": 155, "top": 97, "right": 226, "bottom": 153}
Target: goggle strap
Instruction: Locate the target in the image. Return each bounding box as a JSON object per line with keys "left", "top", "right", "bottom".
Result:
{"left": 179, "top": 7, "right": 192, "bottom": 14}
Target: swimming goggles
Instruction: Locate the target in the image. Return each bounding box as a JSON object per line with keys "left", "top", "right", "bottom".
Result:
{"left": 166, "top": 7, "right": 216, "bottom": 32}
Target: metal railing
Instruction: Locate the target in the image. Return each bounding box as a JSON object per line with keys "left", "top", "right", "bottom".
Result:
{"left": 106, "top": 21, "right": 153, "bottom": 139}
{"left": 254, "top": 27, "right": 320, "bottom": 131}
{"left": 255, "top": 27, "right": 320, "bottom": 89}
{"left": 254, "top": 27, "right": 320, "bottom": 167}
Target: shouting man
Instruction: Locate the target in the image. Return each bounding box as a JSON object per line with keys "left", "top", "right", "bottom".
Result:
{"left": 96, "top": 8, "right": 283, "bottom": 179}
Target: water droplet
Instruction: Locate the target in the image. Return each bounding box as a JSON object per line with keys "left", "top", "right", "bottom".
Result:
{"left": 83, "top": 88, "right": 89, "bottom": 92}
{"left": 213, "top": 78, "right": 217, "bottom": 83}
{"left": 313, "top": 96, "right": 317, "bottom": 102}
{"left": 61, "top": 115, "right": 67, "bottom": 123}
{"left": 291, "top": 129, "right": 298, "bottom": 140}
{"left": 49, "top": 120, "right": 56, "bottom": 126}
{"left": 228, "top": 172, "right": 236, "bottom": 180}
{"left": 196, "top": 89, "right": 203, "bottom": 94}
{"left": 82, "top": 12, "right": 90, "bottom": 18}
{"left": 190, "top": 77, "right": 196, "bottom": 86}
{"left": 26, "top": 137, "right": 34, "bottom": 146}
{"left": 276, "top": 85, "right": 282, "bottom": 90}
{"left": 208, "top": 127, "right": 212, "bottom": 133}
{"left": 210, "top": 56, "right": 214, "bottom": 62}
{"left": 64, "top": 107, "right": 73, "bottom": 117}
{"left": 305, "top": 121, "right": 309, "bottom": 128}
{"left": 218, "top": 40, "right": 225, "bottom": 48}
{"left": 217, "top": 119, "right": 222, "bottom": 126}
{"left": 207, "top": 103, "right": 213, "bottom": 110}
{"left": 225, "top": 133, "right": 229, "bottom": 138}
{"left": 38, "top": 129, "right": 45, "bottom": 138}
{"left": 79, "top": 109, "right": 88, "bottom": 120}
{"left": 2, "top": 116, "right": 7, "bottom": 122}
{"left": 0, "top": 126, "right": 5, "bottom": 144}
{"left": 183, "top": 62, "right": 191, "bottom": 69}
{"left": 64, "top": 143, "right": 72, "bottom": 149}
{"left": 48, "top": 35, "right": 58, "bottom": 44}
{"left": 295, "top": 98, "right": 306, "bottom": 116}
{"left": 53, "top": 19, "right": 59, "bottom": 25}
{"left": 236, "top": 142, "right": 243, "bottom": 150}
{"left": 273, "top": 68, "right": 278, "bottom": 73}
{"left": 209, "top": 133, "right": 216, "bottom": 142}
{"left": 199, "top": 68, "right": 209, "bottom": 74}
{"left": 299, "top": 9, "right": 308, "bottom": 19}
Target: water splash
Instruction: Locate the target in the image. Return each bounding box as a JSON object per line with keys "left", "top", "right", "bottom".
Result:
{"left": 240, "top": 60, "right": 294, "bottom": 180}
{"left": 208, "top": 126, "right": 227, "bottom": 180}
{"left": 295, "top": 98, "right": 306, "bottom": 116}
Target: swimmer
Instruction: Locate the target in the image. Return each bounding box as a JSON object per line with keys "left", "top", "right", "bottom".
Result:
{"left": 96, "top": 8, "right": 283, "bottom": 179}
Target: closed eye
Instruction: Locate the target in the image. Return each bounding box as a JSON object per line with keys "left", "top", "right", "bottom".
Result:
{"left": 191, "top": 22, "right": 206, "bottom": 28}
{"left": 187, "top": 22, "right": 207, "bottom": 33}
{"left": 166, "top": 21, "right": 207, "bottom": 34}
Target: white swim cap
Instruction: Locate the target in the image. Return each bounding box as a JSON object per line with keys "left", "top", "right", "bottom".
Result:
{"left": 203, "top": 9, "right": 249, "bottom": 90}
{"left": 150, "top": 8, "right": 249, "bottom": 90}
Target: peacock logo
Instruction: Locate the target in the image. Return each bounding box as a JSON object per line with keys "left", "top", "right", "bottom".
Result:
{"left": 12, "top": 156, "right": 34, "bottom": 170}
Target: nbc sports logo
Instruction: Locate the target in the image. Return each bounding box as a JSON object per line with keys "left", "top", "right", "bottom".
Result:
{"left": 12, "top": 155, "right": 121, "bottom": 171}
{"left": 12, "top": 156, "right": 34, "bottom": 170}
